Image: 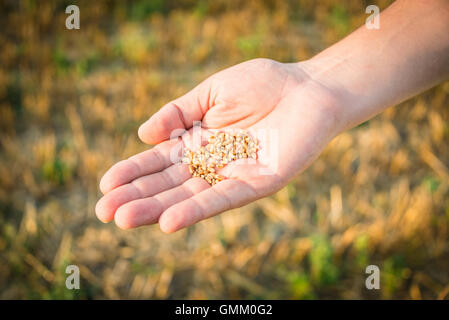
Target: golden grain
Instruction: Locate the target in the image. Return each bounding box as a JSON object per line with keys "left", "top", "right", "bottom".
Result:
{"left": 182, "top": 130, "right": 258, "bottom": 185}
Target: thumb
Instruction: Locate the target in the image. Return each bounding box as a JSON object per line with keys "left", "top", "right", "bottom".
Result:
{"left": 138, "top": 79, "right": 211, "bottom": 144}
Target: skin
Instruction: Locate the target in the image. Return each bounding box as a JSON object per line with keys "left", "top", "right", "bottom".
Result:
{"left": 96, "top": 0, "right": 449, "bottom": 233}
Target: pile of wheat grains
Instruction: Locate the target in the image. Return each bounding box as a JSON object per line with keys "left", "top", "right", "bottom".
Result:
{"left": 182, "top": 130, "right": 259, "bottom": 185}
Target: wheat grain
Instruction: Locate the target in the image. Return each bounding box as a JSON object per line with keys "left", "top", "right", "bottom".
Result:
{"left": 182, "top": 130, "right": 259, "bottom": 185}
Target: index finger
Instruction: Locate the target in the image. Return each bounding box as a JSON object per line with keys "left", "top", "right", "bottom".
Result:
{"left": 99, "top": 139, "right": 181, "bottom": 194}
{"left": 138, "top": 78, "right": 212, "bottom": 144}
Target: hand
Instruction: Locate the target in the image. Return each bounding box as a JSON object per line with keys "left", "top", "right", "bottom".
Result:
{"left": 95, "top": 58, "right": 342, "bottom": 233}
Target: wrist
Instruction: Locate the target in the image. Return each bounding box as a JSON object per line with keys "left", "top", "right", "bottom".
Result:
{"left": 288, "top": 59, "right": 354, "bottom": 135}
{"left": 299, "top": 53, "right": 389, "bottom": 132}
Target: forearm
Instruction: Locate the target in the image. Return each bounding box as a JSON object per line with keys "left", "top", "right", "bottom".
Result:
{"left": 303, "top": 0, "right": 449, "bottom": 131}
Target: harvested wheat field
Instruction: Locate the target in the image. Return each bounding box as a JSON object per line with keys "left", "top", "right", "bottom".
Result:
{"left": 0, "top": 0, "right": 448, "bottom": 299}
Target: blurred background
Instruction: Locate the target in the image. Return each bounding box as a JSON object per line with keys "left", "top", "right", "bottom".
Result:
{"left": 1, "top": 0, "right": 449, "bottom": 299}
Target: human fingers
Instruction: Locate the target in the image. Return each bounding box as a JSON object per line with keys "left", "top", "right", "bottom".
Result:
{"left": 158, "top": 178, "right": 259, "bottom": 233}
{"left": 95, "top": 162, "right": 190, "bottom": 223}
{"left": 113, "top": 177, "right": 210, "bottom": 229}
{"left": 138, "top": 79, "right": 212, "bottom": 144}
{"left": 99, "top": 139, "right": 181, "bottom": 194}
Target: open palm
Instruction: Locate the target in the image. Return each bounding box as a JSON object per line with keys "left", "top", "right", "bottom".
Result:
{"left": 96, "top": 58, "right": 341, "bottom": 233}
